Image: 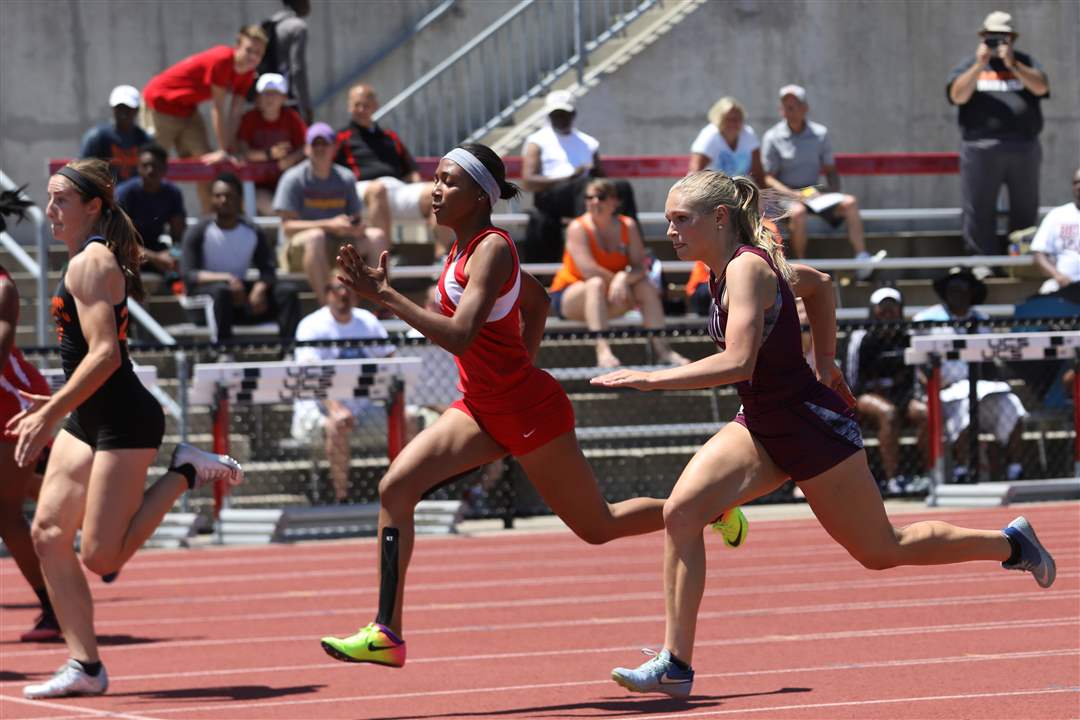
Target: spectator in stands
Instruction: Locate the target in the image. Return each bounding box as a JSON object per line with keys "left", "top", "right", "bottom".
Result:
{"left": 521, "top": 90, "right": 639, "bottom": 263}
{"left": 292, "top": 280, "right": 392, "bottom": 503}
{"left": 1030, "top": 167, "right": 1080, "bottom": 298}
{"left": 845, "top": 287, "right": 930, "bottom": 495}
{"left": 549, "top": 179, "right": 687, "bottom": 368}
{"left": 912, "top": 267, "right": 1026, "bottom": 482}
{"left": 275, "top": 122, "right": 389, "bottom": 301}
{"left": 334, "top": 84, "right": 452, "bottom": 255}
{"left": 182, "top": 172, "right": 300, "bottom": 341}
{"left": 257, "top": 0, "right": 313, "bottom": 124}
{"left": 688, "top": 96, "right": 765, "bottom": 186}
{"left": 79, "top": 85, "right": 150, "bottom": 182}
{"left": 947, "top": 11, "right": 1050, "bottom": 257}
{"left": 141, "top": 25, "right": 268, "bottom": 212}
{"left": 761, "top": 84, "right": 875, "bottom": 279}
{"left": 237, "top": 73, "right": 307, "bottom": 216}
{"left": 116, "top": 143, "right": 185, "bottom": 285}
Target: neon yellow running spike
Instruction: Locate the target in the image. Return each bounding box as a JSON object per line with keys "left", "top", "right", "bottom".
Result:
{"left": 711, "top": 506, "right": 748, "bottom": 548}
{"left": 320, "top": 622, "right": 406, "bottom": 668}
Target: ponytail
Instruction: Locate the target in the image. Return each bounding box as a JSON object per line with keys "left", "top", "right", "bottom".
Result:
{"left": 57, "top": 159, "right": 145, "bottom": 301}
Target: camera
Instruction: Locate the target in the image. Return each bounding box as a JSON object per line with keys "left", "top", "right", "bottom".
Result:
{"left": 983, "top": 33, "right": 1009, "bottom": 49}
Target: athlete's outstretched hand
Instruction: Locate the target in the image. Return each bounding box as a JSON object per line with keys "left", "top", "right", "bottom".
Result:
{"left": 336, "top": 245, "right": 391, "bottom": 302}
{"left": 818, "top": 363, "right": 857, "bottom": 409}
{"left": 6, "top": 390, "right": 54, "bottom": 468}
{"left": 590, "top": 368, "right": 655, "bottom": 391}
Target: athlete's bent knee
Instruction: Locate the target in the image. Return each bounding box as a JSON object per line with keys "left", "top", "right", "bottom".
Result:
{"left": 569, "top": 523, "right": 612, "bottom": 546}
{"left": 663, "top": 499, "right": 704, "bottom": 541}
{"left": 80, "top": 545, "right": 120, "bottom": 577}
{"left": 30, "top": 520, "right": 72, "bottom": 561}
{"left": 377, "top": 474, "right": 419, "bottom": 514}
{"left": 850, "top": 546, "right": 899, "bottom": 571}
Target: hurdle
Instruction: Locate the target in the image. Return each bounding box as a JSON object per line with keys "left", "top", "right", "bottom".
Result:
{"left": 904, "top": 331, "right": 1080, "bottom": 507}
{"left": 189, "top": 357, "right": 445, "bottom": 544}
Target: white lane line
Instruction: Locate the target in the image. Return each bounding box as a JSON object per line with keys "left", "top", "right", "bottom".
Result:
{"left": 84, "top": 652, "right": 1080, "bottom": 716}
{"left": 0, "top": 693, "right": 161, "bottom": 720}
{"left": 2, "top": 613, "right": 1075, "bottom": 667}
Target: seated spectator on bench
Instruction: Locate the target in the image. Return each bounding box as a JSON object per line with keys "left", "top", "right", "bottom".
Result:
{"left": 182, "top": 172, "right": 300, "bottom": 341}
{"left": 688, "top": 96, "right": 765, "bottom": 186}
{"left": 521, "top": 90, "right": 639, "bottom": 263}
{"left": 291, "top": 281, "right": 392, "bottom": 504}
{"left": 141, "top": 24, "right": 267, "bottom": 212}
{"left": 762, "top": 84, "right": 874, "bottom": 278}
{"left": 912, "top": 267, "right": 1026, "bottom": 482}
{"left": 1030, "top": 167, "right": 1080, "bottom": 298}
{"left": 275, "top": 122, "right": 388, "bottom": 301}
{"left": 116, "top": 142, "right": 185, "bottom": 287}
{"left": 845, "top": 287, "right": 930, "bottom": 495}
{"left": 334, "top": 84, "right": 452, "bottom": 255}
{"left": 549, "top": 179, "right": 686, "bottom": 368}
{"left": 237, "top": 73, "right": 307, "bottom": 216}
{"left": 80, "top": 85, "right": 150, "bottom": 182}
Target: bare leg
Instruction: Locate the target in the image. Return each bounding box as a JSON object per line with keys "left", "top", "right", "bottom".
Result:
{"left": 799, "top": 450, "right": 1011, "bottom": 569}
{"left": 838, "top": 195, "right": 867, "bottom": 255}
{"left": 516, "top": 431, "right": 665, "bottom": 544}
{"left": 659, "top": 423, "right": 788, "bottom": 663}
{"left": 359, "top": 227, "right": 390, "bottom": 268}
{"left": 324, "top": 417, "right": 352, "bottom": 502}
{"left": 363, "top": 181, "right": 392, "bottom": 241}
{"left": 788, "top": 203, "right": 808, "bottom": 259}
{"left": 376, "top": 408, "right": 505, "bottom": 634}
{"left": 294, "top": 229, "right": 330, "bottom": 301}
{"left": 559, "top": 277, "right": 619, "bottom": 367}
{"left": 633, "top": 281, "right": 688, "bottom": 365}
{"left": 0, "top": 443, "right": 47, "bottom": 592}
{"left": 857, "top": 394, "right": 900, "bottom": 480}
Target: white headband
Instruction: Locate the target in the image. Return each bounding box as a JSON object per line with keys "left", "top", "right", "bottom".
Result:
{"left": 443, "top": 147, "right": 501, "bottom": 209}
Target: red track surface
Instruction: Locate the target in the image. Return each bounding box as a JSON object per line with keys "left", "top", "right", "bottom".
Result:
{"left": 2, "top": 503, "right": 1078, "bottom": 719}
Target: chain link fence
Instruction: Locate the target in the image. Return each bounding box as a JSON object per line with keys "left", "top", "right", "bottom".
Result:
{"left": 20, "top": 316, "right": 1078, "bottom": 529}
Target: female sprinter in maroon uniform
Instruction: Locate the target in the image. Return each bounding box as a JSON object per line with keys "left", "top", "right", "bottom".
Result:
{"left": 322, "top": 144, "right": 746, "bottom": 667}
{"left": 9, "top": 159, "right": 243, "bottom": 699}
{"left": 0, "top": 190, "right": 59, "bottom": 643}
{"left": 596, "top": 170, "right": 1056, "bottom": 698}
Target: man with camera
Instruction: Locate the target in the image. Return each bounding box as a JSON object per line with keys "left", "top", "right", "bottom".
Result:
{"left": 946, "top": 11, "right": 1049, "bottom": 257}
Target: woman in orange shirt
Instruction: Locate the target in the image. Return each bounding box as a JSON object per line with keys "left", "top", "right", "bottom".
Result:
{"left": 550, "top": 179, "right": 687, "bottom": 367}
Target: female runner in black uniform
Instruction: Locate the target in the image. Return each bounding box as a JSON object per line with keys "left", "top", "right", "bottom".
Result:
{"left": 8, "top": 159, "right": 244, "bottom": 699}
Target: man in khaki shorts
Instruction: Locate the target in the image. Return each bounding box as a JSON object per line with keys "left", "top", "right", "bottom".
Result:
{"left": 141, "top": 25, "right": 267, "bottom": 211}
{"left": 273, "top": 123, "right": 388, "bottom": 302}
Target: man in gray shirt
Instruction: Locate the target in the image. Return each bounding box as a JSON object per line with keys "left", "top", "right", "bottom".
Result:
{"left": 762, "top": 85, "right": 874, "bottom": 278}
{"left": 273, "top": 122, "right": 389, "bottom": 302}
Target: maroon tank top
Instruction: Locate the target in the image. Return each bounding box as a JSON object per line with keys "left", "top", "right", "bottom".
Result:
{"left": 708, "top": 245, "right": 818, "bottom": 412}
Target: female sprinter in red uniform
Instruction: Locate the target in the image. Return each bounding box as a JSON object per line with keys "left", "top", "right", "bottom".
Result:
{"left": 9, "top": 159, "right": 244, "bottom": 699}
{"left": 0, "top": 189, "right": 59, "bottom": 642}
{"left": 596, "top": 171, "right": 1056, "bottom": 698}
{"left": 322, "top": 144, "right": 747, "bottom": 667}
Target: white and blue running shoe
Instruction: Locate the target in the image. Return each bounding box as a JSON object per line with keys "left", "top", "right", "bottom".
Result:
{"left": 611, "top": 648, "right": 694, "bottom": 698}
{"left": 1002, "top": 516, "right": 1056, "bottom": 588}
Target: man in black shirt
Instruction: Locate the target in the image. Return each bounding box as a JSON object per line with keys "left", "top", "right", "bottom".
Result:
{"left": 946, "top": 11, "right": 1049, "bottom": 256}
{"left": 334, "top": 84, "right": 452, "bottom": 254}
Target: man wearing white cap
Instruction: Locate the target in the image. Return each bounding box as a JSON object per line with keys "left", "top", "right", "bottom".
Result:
{"left": 79, "top": 85, "right": 151, "bottom": 182}
{"left": 947, "top": 11, "right": 1050, "bottom": 257}
{"left": 521, "top": 89, "right": 639, "bottom": 262}
{"left": 761, "top": 84, "right": 876, "bottom": 279}
{"left": 237, "top": 73, "right": 307, "bottom": 215}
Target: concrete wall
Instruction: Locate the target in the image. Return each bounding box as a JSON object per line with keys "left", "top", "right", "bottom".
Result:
{"left": 575, "top": 0, "right": 1080, "bottom": 212}
{"left": 1, "top": 0, "right": 1077, "bottom": 220}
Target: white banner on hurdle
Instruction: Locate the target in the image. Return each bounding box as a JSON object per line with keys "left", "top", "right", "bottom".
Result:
{"left": 189, "top": 357, "right": 422, "bottom": 406}
{"left": 904, "top": 331, "right": 1080, "bottom": 365}
{"left": 40, "top": 365, "right": 158, "bottom": 394}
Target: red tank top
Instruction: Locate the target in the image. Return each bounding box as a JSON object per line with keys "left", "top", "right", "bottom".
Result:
{"left": 0, "top": 264, "right": 51, "bottom": 418}
{"left": 436, "top": 227, "right": 534, "bottom": 408}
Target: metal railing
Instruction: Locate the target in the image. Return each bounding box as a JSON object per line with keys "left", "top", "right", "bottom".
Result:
{"left": 0, "top": 170, "right": 50, "bottom": 344}
{"left": 373, "top": 0, "right": 659, "bottom": 157}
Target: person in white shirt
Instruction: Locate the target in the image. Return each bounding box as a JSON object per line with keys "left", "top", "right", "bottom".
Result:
{"left": 520, "top": 90, "right": 639, "bottom": 262}
{"left": 688, "top": 96, "right": 765, "bottom": 185}
{"left": 291, "top": 282, "right": 393, "bottom": 503}
{"left": 912, "top": 268, "right": 1026, "bottom": 482}
{"left": 1030, "top": 168, "right": 1080, "bottom": 296}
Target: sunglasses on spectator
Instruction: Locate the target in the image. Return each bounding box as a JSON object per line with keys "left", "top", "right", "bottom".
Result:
{"left": 325, "top": 283, "right": 350, "bottom": 293}
{"left": 585, "top": 193, "right": 609, "bottom": 201}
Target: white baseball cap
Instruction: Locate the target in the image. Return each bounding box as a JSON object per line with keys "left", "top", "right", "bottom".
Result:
{"left": 869, "top": 287, "right": 903, "bottom": 305}
{"left": 543, "top": 90, "right": 576, "bottom": 115}
{"left": 108, "top": 85, "right": 140, "bottom": 109}
{"left": 256, "top": 73, "right": 288, "bottom": 95}
{"left": 778, "top": 84, "right": 807, "bottom": 103}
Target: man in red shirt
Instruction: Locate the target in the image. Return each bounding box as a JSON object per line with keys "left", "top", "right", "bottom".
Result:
{"left": 141, "top": 25, "right": 267, "bottom": 211}
{"left": 237, "top": 73, "right": 307, "bottom": 215}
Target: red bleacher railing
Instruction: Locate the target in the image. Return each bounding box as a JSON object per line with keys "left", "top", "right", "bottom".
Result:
{"left": 48, "top": 152, "right": 960, "bottom": 185}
